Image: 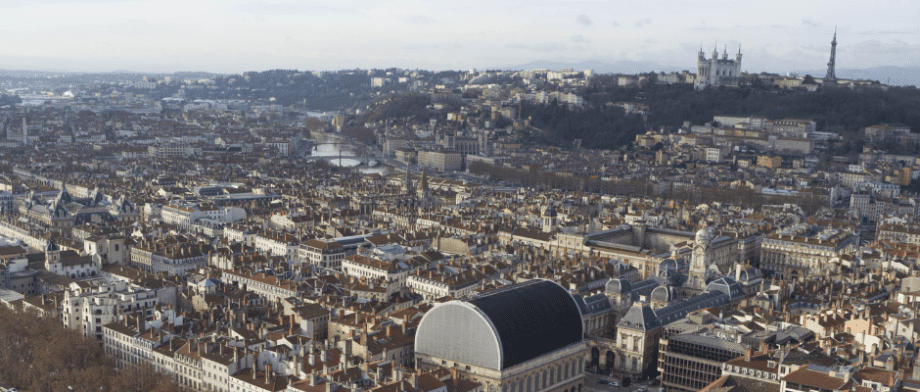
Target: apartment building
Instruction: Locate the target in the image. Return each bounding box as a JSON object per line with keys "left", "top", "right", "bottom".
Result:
{"left": 418, "top": 150, "right": 461, "bottom": 172}
{"left": 63, "top": 280, "right": 168, "bottom": 340}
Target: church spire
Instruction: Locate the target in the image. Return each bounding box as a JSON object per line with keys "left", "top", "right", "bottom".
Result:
{"left": 404, "top": 164, "right": 413, "bottom": 194}
{"left": 418, "top": 168, "right": 429, "bottom": 198}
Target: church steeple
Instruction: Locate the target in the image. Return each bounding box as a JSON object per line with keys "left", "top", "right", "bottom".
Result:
{"left": 417, "top": 168, "right": 429, "bottom": 198}
{"left": 404, "top": 164, "right": 413, "bottom": 194}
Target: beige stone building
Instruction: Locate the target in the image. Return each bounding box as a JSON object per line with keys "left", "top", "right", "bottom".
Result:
{"left": 418, "top": 150, "right": 462, "bottom": 172}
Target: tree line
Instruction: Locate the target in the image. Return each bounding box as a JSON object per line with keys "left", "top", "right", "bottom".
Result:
{"left": 0, "top": 306, "right": 183, "bottom": 392}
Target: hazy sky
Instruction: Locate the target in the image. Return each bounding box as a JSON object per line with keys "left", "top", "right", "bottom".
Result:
{"left": 1, "top": 0, "right": 918, "bottom": 74}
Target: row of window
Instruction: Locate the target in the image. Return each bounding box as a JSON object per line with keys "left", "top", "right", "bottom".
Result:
{"left": 503, "top": 357, "right": 584, "bottom": 392}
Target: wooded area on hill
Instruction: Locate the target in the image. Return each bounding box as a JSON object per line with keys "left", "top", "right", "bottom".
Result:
{"left": 521, "top": 82, "right": 920, "bottom": 150}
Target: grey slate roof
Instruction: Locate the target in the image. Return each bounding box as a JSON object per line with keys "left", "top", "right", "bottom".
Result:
{"left": 617, "top": 277, "right": 748, "bottom": 330}
{"left": 575, "top": 293, "right": 612, "bottom": 315}
{"left": 619, "top": 304, "right": 659, "bottom": 331}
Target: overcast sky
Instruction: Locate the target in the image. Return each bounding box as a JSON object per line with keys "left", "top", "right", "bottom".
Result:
{"left": 1, "top": 0, "right": 918, "bottom": 74}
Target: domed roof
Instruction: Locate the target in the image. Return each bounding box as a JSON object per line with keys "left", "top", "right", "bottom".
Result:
{"left": 415, "top": 279, "right": 583, "bottom": 370}
{"left": 542, "top": 205, "right": 558, "bottom": 217}
{"left": 696, "top": 226, "right": 715, "bottom": 242}
{"left": 45, "top": 238, "right": 60, "bottom": 252}
{"left": 738, "top": 267, "right": 761, "bottom": 282}
{"left": 659, "top": 258, "right": 678, "bottom": 272}
{"left": 657, "top": 268, "right": 681, "bottom": 286}
{"left": 605, "top": 278, "right": 632, "bottom": 295}
{"left": 650, "top": 285, "right": 677, "bottom": 303}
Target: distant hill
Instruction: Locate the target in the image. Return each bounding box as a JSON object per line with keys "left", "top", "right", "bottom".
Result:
{"left": 502, "top": 60, "right": 920, "bottom": 87}
{"left": 522, "top": 81, "right": 920, "bottom": 151}
{"left": 500, "top": 60, "right": 685, "bottom": 74}
{"left": 798, "top": 66, "right": 920, "bottom": 87}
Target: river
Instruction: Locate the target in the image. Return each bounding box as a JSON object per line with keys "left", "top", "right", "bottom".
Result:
{"left": 309, "top": 137, "right": 389, "bottom": 175}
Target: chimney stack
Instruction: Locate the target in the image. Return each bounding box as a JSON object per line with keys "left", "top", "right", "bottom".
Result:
{"left": 744, "top": 347, "right": 752, "bottom": 362}
{"left": 265, "top": 363, "right": 272, "bottom": 384}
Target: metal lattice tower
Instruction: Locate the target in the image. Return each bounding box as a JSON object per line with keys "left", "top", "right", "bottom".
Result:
{"left": 825, "top": 27, "right": 838, "bottom": 83}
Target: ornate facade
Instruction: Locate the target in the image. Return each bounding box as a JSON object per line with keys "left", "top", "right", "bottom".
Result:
{"left": 694, "top": 45, "right": 742, "bottom": 90}
{"left": 760, "top": 227, "right": 859, "bottom": 282}
{"left": 589, "top": 277, "right": 749, "bottom": 382}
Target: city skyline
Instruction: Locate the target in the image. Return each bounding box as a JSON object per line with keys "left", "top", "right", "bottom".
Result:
{"left": 1, "top": 0, "right": 918, "bottom": 74}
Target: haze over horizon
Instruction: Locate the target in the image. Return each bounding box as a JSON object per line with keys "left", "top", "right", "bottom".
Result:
{"left": 1, "top": 0, "right": 919, "bottom": 74}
